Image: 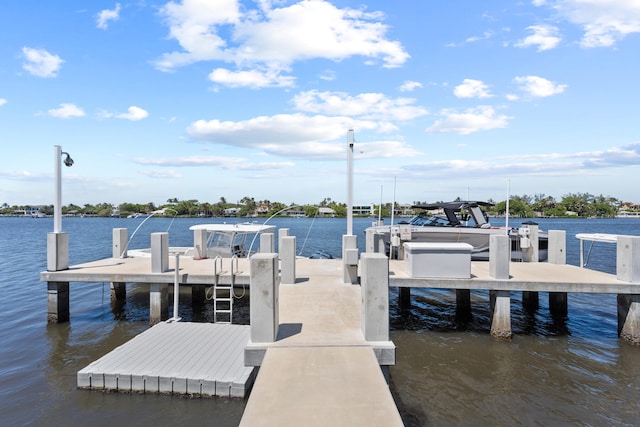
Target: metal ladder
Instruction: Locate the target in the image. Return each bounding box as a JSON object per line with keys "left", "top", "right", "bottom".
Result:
{"left": 213, "top": 256, "right": 236, "bottom": 323}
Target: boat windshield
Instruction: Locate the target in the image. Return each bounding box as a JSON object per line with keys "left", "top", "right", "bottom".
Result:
{"left": 208, "top": 231, "right": 246, "bottom": 249}
{"left": 408, "top": 214, "right": 451, "bottom": 227}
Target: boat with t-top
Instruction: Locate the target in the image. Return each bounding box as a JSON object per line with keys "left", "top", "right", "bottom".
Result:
{"left": 126, "top": 222, "right": 276, "bottom": 259}
{"left": 366, "top": 201, "right": 548, "bottom": 261}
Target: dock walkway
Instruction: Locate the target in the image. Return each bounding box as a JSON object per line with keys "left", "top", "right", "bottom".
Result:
{"left": 239, "top": 259, "right": 403, "bottom": 426}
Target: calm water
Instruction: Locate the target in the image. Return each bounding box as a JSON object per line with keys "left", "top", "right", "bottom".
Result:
{"left": 1, "top": 216, "right": 639, "bottom": 426}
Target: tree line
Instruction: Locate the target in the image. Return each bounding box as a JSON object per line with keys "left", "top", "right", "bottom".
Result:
{"left": 0, "top": 192, "right": 634, "bottom": 218}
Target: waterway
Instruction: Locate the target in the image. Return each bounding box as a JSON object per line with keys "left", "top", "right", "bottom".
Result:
{"left": 1, "top": 216, "right": 639, "bottom": 426}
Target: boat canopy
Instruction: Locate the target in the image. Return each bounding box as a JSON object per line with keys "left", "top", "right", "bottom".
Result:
{"left": 410, "top": 201, "right": 493, "bottom": 228}
{"left": 189, "top": 223, "right": 276, "bottom": 233}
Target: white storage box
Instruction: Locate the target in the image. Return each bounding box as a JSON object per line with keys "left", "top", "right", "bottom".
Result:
{"left": 403, "top": 242, "right": 472, "bottom": 279}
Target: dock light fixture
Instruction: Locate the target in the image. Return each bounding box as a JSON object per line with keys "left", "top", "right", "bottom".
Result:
{"left": 54, "top": 145, "right": 74, "bottom": 233}
{"left": 62, "top": 151, "right": 74, "bottom": 167}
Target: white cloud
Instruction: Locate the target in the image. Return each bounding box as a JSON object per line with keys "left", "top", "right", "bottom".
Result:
{"left": 208, "top": 67, "right": 295, "bottom": 88}
{"left": 399, "top": 81, "right": 423, "bottom": 92}
{"left": 536, "top": 0, "right": 640, "bottom": 48}
{"left": 453, "top": 79, "right": 492, "bottom": 98}
{"left": 140, "top": 169, "right": 183, "bottom": 179}
{"left": 185, "top": 112, "right": 421, "bottom": 160}
{"left": 514, "top": 75, "right": 567, "bottom": 97}
{"left": 0, "top": 98, "right": 7, "bottom": 106}
{"left": 22, "top": 47, "right": 64, "bottom": 78}
{"left": 116, "top": 106, "right": 149, "bottom": 121}
{"left": 188, "top": 113, "right": 369, "bottom": 146}
{"left": 319, "top": 70, "right": 336, "bottom": 81}
{"left": 465, "top": 30, "right": 495, "bottom": 43}
{"left": 291, "top": 90, "right": 428, "bottom": 121}
{"left": 96, "top": 3, "right": 121, "bottom": 30}
{"left": 515, "top": 24, "right": 561, "bottom": 51}
{"left": 155, "top": 0, "right": 408, "bottom": 81}
{"left": 48, "top": 103, "right": 85, "bottom": 119}
{"left": 426, "top": 105, "right": 511, "bottom": 135}
{"left": 134, "top": 155, "right": 295, "bottom": 171}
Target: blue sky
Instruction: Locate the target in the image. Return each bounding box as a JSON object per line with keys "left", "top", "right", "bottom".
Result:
{"left": 2, "top": 0, "right": 639, "bottom": 207}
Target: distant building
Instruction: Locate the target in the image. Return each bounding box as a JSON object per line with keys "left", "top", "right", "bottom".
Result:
{"left": 224, "top": 207, "right": 241, "bottom": 217}
{"left": 352, "top": 204, "right": 374, "bottom": 216}
{"left": 318, "top": 207, "right": 335, "bottom": 217}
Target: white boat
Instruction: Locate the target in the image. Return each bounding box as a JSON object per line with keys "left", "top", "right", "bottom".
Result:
{"left": 366, "top": 201, "right": 548, "bottom": 261}
{"left": 127, "top": 222, "right": 276, "bottom": 259}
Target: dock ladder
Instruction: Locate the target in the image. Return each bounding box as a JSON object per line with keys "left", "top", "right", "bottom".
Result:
{"left": 212, "top": 256, "right": 237, "bottom": 324}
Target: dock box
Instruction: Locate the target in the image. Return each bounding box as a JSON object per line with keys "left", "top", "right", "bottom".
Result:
{"left": 403, "top": 242, "right": 473, "bottom": 279}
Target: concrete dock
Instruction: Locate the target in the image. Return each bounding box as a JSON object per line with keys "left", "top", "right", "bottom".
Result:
{"left": 40, "top": 229, "right": 640, "bottom": 425}
{"left": 240, "top": 258, "right": 402, "bottom": 426}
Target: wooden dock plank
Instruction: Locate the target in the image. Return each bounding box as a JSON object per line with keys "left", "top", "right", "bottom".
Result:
{"left": 77, "top": 322, "right": 255, "bottom": 397}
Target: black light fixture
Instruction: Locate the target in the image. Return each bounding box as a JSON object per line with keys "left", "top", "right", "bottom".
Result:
{"left": 62, "top": 151, "right": 74, "bottom": 167}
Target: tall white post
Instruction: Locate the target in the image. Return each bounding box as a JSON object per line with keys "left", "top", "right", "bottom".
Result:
{"left": 54, "top": 145, "right": 62, "bottom": 233}
{"left": 347, "top": 129, "right": 354, "bottom": 236}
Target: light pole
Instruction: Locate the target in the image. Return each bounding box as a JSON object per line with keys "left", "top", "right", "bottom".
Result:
{"left": 347, "top": 129, "right": 354, "bottom": 236}
{"left": 48, "top": 145, "right": 73, "bottom": 272}
{"left": 54, "top": 145, "right": 74, "bottom": 233}
{"left": 343, "top": 129, "right": 358, "bottom": 284}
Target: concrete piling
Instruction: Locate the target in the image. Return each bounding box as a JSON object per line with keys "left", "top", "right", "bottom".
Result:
{"left": 280, "top": 236, "right": 296, "bottom": 285}
{"left": 47, "top": 281, "right": 69, "bottom": 323}
{"left": 490, "top": 290, "right": 511, "bottom": 339}
{"left": 149, "top": 283, "right": 168, "bottom": 324}
{"left": 343, "top": 235, "right": 358, "bottom": 284}
{"left": 151, "top": 232, "right": 169, "bottom": 273}
{"left": 245, "top": 253, "right": 279, "bottom": 366}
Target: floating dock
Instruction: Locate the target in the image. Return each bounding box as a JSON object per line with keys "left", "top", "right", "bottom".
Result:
{"left": 77, "top": 322, "right": 255, "bottom": 397}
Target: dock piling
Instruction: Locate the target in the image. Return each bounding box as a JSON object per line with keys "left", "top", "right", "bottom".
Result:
{"left": 149, "top": 283, "right": 169, "bottom": 324}
{"left": 490, "top": 290, "right": 511, "bottom": 339}
{"left": 618, "top": 295, "right": 640, "bottom": 344}
{"left": 47, "top": 281, "right": 69, "bottom": 323}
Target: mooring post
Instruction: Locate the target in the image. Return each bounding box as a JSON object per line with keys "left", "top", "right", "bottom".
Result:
{"left": 361, "top": 252, "right": 395, "bottom": 365}
{"left": 47, "top": 281, "right": 69, "bottom": 323}
{"left": 342, "top": 234, "right": 358, "bottom": 284}
{"left": 616, "top": 236, "right": 640, "bottom": 343}
{"left": 489, "top": 234, "right": 510, "bottom": 280}
{"left": 365, "top": 229, "right": 385, "bottom": 254}
{"left": 193, "top": 228, "right": 207, "bottom": 259}
{"left": 280, "top": 236, "right": 296, "bottom": 285}
{"left": 112, "top": 228, "right": 127, "bottom": 258}
{"left": 278, "top": 228, "right": 289, "bottom": 257}
{"left": 548, "top": 230, "right": 568, "bottom": 316}
{"left": 47, "top": 232, "right": 69, "bottom": 272}
{"left": 245, "top": 253, "right": 279, "bottom": 366}
{"left": 260, "top": 233, "right": 275, "bottom": 253}
{"left": 490, "top": 290, "right": 511, "bottom": 339}
{"left": 151, "top": 232, "right": 169, "bottom": 273}
{"left": 110, "top": 228, "right": 128, "bottom": 301}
